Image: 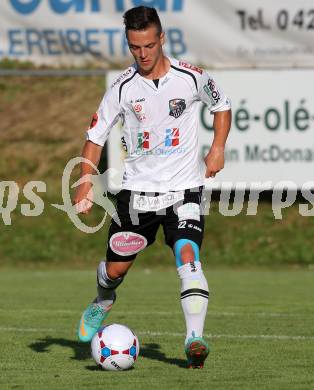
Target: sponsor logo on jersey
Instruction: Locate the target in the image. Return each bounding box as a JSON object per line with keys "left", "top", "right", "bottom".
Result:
{"left": 135, "top": 147, "right": 186, "bottom": 156}
{"left": 110, "top": 68, "right": 132, "bottom": 88}
{"left": 179, "top": 61, "right": 203, "bottom": 75}
{"left": 165, "top": 128, "right": 180, "bottom": 146}
{"left": 132, "top": 103, "right": 146, "bottom": 121}
{"left": 133, "top": 191, "right": 184, "bottom": 212}
{"left": 137, "top": 131, "right": 150, "bottom": 150}
{"left": 169, "top": 98, "right": 186, "bottom": 118}
{"left": 89, "top": 113, "right": 98, "bottom": 129}
{"left": 134, "top": 104, "right": 142, "bottom": 113}
{"left": 130, "top": 97, "right": 145, "bottom": 103}
{"left": 203, "top": 78, "right": 221, "bottom": 105}
{"left": 121, "top": 136, "right": 128, "bottom": 152}
{"left": 135, "top": 129, "right": 186, "bottom": 156}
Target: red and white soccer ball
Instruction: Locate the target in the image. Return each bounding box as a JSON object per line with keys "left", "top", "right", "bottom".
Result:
{"left": 91, "top": 324, "right": 140, "bottom": 371}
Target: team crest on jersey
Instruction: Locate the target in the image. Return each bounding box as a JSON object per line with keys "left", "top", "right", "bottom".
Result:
{"left": 132, "top": 103, "right": 146, "bottom": 122}
{"left": 89, "top": 113, "right": 98, "bottom": 129}
{"left": 169, "top": 99, "right": 186, "bottom": 118}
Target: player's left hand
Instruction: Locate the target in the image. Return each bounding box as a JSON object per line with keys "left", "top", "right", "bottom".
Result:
{"left": 204, "top": 146, "right": 225, "bottom": 178}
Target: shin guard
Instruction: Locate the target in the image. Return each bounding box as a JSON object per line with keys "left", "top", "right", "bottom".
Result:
{"left": 96, "top": 261, "right": 124, "bottom": 309}
{"left": 177, "top": 262, "right": 209, "bottom": 343}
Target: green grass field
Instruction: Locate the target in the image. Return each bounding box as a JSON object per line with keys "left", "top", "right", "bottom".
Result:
{"left": 1, "top": 74, "right": 314, "bottom": 389}
{"left": 0, "top": 268, "right": 314, "bottom": 389}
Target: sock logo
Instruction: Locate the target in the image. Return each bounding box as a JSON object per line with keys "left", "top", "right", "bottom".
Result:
{"left": 190, "top": 262, "right": 197, "bottom": 272}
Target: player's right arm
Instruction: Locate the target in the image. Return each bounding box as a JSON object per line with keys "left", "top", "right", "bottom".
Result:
{"left": 72, "top": 73, "right": 123, "bottom": 214}
{"left": 73, "top": 140, "right": 103, "bottom": 214}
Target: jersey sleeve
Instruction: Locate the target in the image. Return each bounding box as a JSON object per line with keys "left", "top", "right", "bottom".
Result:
{"left": 86, "top": 85, "right": 121, "bottom": 146}
{"left": 197, "top": 71, "right": 231, "bottom": 113}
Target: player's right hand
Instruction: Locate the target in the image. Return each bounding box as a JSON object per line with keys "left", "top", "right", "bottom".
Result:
{"left": 73, "top": 182, "right": 93, "bottom": 214}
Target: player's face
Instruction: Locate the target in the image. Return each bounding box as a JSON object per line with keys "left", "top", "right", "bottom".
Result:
{"left": 127, "top": 25, "right": 165, "bottom": 76}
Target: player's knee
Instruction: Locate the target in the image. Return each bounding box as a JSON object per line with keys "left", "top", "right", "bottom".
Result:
{"left": 180, "top": 243, "right": 195, "bottom": 263}
{"left": 174, "top": 239, "right": 200, "bottom": 268}
{"left": 106, "top": 268, "right": 124, "bottom": 280}
{"left": 106, "top": 262, "right": 130, "bottom": 279}
{"left": 97, "top": 261, "right": 124, "bottom": 289}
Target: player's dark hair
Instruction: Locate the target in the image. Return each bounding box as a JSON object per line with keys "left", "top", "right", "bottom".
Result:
{"left": 123, "top": 6, "right": 162, "bottom": 36}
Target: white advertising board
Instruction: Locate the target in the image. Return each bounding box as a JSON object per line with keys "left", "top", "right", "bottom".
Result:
{"left": 106, "top": 69, "right": 314, "bottom": 190}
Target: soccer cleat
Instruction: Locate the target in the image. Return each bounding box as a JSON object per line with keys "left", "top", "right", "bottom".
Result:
{"left": 185, "top": 333, "right": 210, "bottom": 369}
{"left": 78, "top": 302, "right": 109, "bottom": 342}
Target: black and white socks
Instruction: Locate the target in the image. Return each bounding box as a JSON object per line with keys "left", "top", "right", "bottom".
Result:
{"left": 177, "top": 262, "right": 209, "bottom": 344}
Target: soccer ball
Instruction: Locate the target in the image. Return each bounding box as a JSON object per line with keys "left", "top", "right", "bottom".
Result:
{"left": 91, "top": 324, "right": 139, "bottom": 371}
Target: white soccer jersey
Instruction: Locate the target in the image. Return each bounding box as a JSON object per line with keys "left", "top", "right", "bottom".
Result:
{"left": 87, "top": 57, "right": 231, "bottom": 193}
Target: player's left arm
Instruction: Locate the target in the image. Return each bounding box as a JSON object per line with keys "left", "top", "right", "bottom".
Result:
{"left": 204, "top": 109, "right": 231, "bottom": 178}
{"left": 196, "top": 70, "right": 232, "bottom": 178}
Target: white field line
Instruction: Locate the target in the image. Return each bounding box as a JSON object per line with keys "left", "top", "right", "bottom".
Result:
{"left": 139, "top": 331, "right": 314, "bottom": 341}
{"left": 0, "top": 327, "right": 314, "bottom": 341}
{"left": 0, "top": 327, "right": 57, "bottom": 333}
{"left": 0, "top": 309, "right": 310, "bottom": 318}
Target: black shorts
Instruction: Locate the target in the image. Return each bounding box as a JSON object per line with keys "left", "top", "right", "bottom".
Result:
{"left": 106, "top": 187, "right": 204, "bottom": 262}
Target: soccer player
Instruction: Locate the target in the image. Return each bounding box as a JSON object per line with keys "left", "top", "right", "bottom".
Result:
{"left": 74, "top": 6, "right": 231, "bottom": 368}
